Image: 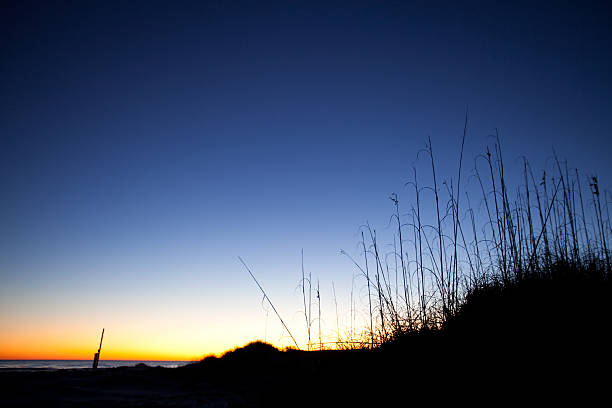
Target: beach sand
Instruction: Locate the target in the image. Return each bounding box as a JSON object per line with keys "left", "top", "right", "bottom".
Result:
{"left": 1, "top": 364, "right": 245, "bottom": 407}
{"left": 2, "top": 340, "right": 607, "bottom": 407}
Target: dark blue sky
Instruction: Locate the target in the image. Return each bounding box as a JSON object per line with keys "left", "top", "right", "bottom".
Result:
{"left": 2, "top": 1, "right": 611, "bottom": 355}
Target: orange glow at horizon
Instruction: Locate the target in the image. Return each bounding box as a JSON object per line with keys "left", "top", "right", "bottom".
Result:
{"left": 0, "top": 323, "right": 284, "bottom": 361}
{"left": 0, "top": 293, "right": 295, "bottom": 361}
{"left": 0, "top": 338, "right": 268, "bottom": 361}
{"left": 0, "top": 347, "right": 203, "bottom": 361}
{"left": 0, "top": 332, "right": 263, "bottom": 361}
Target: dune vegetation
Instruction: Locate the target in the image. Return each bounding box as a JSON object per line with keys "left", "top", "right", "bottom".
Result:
{"left": 248, "top": 131, "right": 612, "bottom": 355}
{"left": 340, "top": 132, "right": 612, "bottom": 353}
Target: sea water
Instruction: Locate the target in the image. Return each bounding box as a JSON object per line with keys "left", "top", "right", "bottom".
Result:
{"left": 0, "top": 360, "right": 193, "bottom": 371}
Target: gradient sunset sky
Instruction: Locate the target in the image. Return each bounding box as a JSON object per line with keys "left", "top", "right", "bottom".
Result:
{"left": 1, "top": 1, "right": 611, "bottom": 360}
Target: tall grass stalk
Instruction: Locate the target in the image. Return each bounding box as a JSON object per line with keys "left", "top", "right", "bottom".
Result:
{"left": 239, "top": 257, "right": 300, "bottom": 350}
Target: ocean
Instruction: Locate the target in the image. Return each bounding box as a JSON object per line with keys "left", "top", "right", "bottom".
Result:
{"left": 0, "top": 360, "right": 193, "bottom": 371}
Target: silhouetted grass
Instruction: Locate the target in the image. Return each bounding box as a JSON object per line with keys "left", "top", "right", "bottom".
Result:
{"left": 338, "top": 132, "right": 612, "bottom": 353}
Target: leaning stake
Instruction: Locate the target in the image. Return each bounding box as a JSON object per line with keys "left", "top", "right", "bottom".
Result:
{"left": 92, "top": 328, "right": 105, "bottom": 369}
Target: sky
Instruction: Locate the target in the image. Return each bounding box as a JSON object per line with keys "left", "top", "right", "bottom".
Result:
{"left": 1, "top": 1, "right": 611, "bottom": 360}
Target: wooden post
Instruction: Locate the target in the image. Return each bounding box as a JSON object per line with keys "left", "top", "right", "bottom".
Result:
{"left": 92, "top": 328, "right": 104, "bottom": 369}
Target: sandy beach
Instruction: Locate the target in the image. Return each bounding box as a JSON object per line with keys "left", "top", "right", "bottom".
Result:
{"left": 3, "top": 339, "right": 608, "bottom": 407}
{"left": 1, "top": 364, "right": 245, "bottom": 407}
